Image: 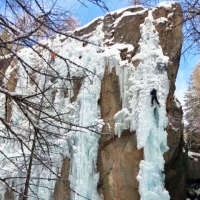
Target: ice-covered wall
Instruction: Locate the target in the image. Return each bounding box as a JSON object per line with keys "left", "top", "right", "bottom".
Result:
{"left": 0, "top": 2, "right": 184, "bottom": 200}
{"left": 114, "top": 10, "right": 170, "bottom": 199}
{"left": 0, "top": 22, "right": 123, "bottom": 200}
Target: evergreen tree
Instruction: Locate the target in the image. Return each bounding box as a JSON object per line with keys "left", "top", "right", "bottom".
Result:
{"left": 185, "top": 64, "right": 200, "bottom": 151}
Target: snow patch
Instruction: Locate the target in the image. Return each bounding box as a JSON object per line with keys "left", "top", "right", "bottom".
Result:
{"left": 188, "top": 151, "right": 200, "bottom": 158}
{"left": 156, "top": 1, "right": 175, "bottom": 9}
{"left": 108, "top": 5, "right": 144, "bottom": 15}
{"left": 155, "top": 17, "right": 168, "bottom": 24}
{"left": 113, "top": 9, "right": 147, "bottom": 28}
{"left": 114, "top": 108, "right": 130, "bottom": 137}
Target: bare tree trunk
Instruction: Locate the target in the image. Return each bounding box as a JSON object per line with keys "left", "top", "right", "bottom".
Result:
{"left": 23, "top": 132, "right": 36, "bottom": 200}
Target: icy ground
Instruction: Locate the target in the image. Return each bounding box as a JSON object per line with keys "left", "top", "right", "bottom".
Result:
{"left": 0, "top": 2, "right": 174, "bottom": 200}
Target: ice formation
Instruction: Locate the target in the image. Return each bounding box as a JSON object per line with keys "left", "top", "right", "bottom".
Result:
{"left": 0, "top": 21, "right": 122, "bottom": 200}
{"left": 114, "top": 10, "right": 170, "bottom": 200}
{"left": 0, "top": 2, "right": 174, "bottom": 200}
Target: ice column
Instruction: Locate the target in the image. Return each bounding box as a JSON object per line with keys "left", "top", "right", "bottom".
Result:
{"left": 68, "top": 52, "right": 105, "bottom": 200}
{"left": 115, "top": 10, "right": 170, "bottom": 200}
{"left": 132, "top": 11, "right": 170, "bottom": 200}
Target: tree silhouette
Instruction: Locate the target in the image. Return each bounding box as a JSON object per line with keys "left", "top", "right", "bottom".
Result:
{"left": 185, "top": 64, "right": 200, "bottom": 152}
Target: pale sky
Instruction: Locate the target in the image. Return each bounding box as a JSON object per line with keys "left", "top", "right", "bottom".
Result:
{"left": 58, "top": 0, "right": 198, "bottom": 107}
{"left": 176, "top": 55, "right": 199, "bottom": 106}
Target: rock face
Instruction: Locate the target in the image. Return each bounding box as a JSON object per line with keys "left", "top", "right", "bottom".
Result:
{"left": 186, "top": 153, "right": 200, "bottom": 200}
{"left": 98, "top": 67, "right": 142, "bottom": 199}
{"left": 1, "top": 3, "right": 185, "bottom": 200}
{"left": 164, "top": 98, "right": 187, "bottom": 200}
{"left": 188, "top": 154, "right": 200, "bottom": 180}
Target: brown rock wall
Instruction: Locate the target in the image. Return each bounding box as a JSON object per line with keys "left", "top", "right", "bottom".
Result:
{"left": 98, "top": 131, "right": 142, "bottom": 200}
{"left": 164, "top": 98, "right": 187, "bottom": 200}
{"left": 187, "top": 157, "right": 200, "bottom": 180}
{"left": 54, "top": 158, "right": 71, "bottom": 200}
{"left": 98, "top": 67, "right": 143, "bottom": 199}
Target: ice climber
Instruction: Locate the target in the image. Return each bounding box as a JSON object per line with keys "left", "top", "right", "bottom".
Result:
{"left": 50, "top": 52, "right": 56, "bottom": 64}
{"left": 150, "top": 88, "right": 161, "bottom": 107}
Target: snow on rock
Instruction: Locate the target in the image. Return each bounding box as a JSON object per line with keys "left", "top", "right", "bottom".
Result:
{"left": 0, "top": 53, "right": 12, "bottom": 60}
{"left": 174, "top": 96, "right": 182, "bottom": 108}
{"left": 75, "top": 16, "right": 104, "bottom": 32}
{"left": 113, "top": 9, "right": 147, "bottom": 28}
{"left": 155, "top": 17, "right": 168, "bottom": 24}
{"left": 109, "top": 5, "right": 144, "bottom": 15}
{"left": 156, "top": 1, "right": 175, "bottom": 9}
{"left": 188, "top": 151, "right": 200, "bottom": 158}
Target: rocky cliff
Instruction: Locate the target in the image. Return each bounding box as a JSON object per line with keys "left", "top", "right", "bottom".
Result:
{"left": 78, "top": 3, "right": 184, "bottom": 200}
{"left": 0, "top": 2, "right": 184, "bottom": 200}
